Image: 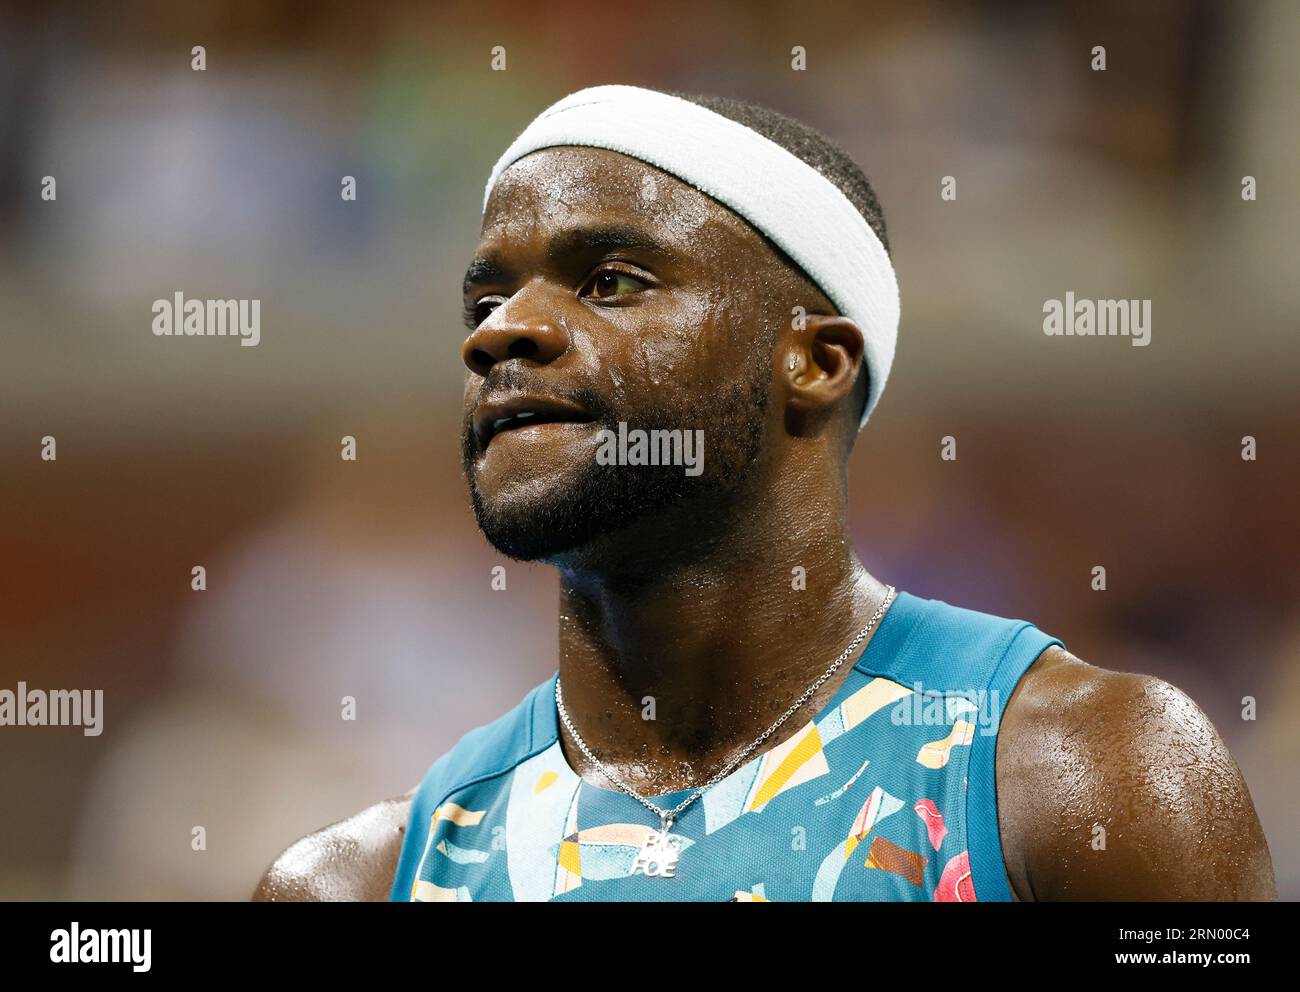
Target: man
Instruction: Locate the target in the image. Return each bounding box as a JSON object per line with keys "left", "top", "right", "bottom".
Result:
{"left": 254, "top": 85, "right": 1275, "bottom": 901}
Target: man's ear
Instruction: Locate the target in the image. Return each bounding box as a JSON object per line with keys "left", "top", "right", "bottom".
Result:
{"left": 779, "top": 314, "right": 866, "bottom": 435}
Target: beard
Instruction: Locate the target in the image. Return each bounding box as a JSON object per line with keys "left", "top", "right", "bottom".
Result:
{"left": 460, "top": 363, "right": 770, "bottom": 563}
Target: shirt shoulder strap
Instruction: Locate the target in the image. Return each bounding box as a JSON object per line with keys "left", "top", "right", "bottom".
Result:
{"left": 853, "top": 591, "right": 1064, "bottom": 901}
{"left": 389, "top": 672, "right": 559, "bottom": 901}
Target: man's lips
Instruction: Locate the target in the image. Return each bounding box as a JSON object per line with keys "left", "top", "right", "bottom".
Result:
{"left": 472, "top": 393, "right": 597, "bottom": 450}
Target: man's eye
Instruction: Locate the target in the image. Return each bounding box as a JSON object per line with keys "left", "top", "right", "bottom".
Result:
{"left": 468, "top": 298, "right": 503, "bottom": 326}
{"left": 585, "top": 270, "right": 646, "bottom": 300}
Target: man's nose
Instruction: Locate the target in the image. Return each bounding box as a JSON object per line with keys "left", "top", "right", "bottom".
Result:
{"left": 461, "top": 286, "right": 571, "bottom": 377}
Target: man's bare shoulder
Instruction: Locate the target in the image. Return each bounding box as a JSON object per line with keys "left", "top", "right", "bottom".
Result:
{"left": 252, "top": 791, "right": 414, "bottom": 902}
{"left": 996, "top": 644, "right": 1276, "bottom": 900}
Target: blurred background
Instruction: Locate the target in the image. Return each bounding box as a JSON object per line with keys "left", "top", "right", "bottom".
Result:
{"left": 1, "top": 0, "right": 1297, "bottom": 899}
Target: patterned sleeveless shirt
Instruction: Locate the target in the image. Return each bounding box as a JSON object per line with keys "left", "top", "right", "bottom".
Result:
{"left": 391, "top": 591, "right": 1062, "bottom": 902}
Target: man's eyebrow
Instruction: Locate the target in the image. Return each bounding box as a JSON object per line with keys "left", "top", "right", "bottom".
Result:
{"left": 546, "top": 224, "right": 674, "bottom": 262}
{"left": 463, "top": 256, "right": 507, "bottom": 293}
{"left": 463, "top": 225, "right": 673, "bottom": 294}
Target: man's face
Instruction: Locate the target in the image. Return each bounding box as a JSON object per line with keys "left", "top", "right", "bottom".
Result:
{"left": 460, "top": 147, "right": 787, "bottom": 563}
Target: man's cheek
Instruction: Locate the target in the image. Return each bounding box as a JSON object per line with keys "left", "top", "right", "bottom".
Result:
{"left": 634, "top": 329, "right": 717, "bottom": 397}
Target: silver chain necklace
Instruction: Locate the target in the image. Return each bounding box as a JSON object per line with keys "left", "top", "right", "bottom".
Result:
{"left": 554, "top": 585, "right": 896, "bottom": 879}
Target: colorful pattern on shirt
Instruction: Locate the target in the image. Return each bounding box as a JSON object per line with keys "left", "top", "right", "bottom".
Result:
{"left": 409, "top": 668, "right": 978, "bottom": 901}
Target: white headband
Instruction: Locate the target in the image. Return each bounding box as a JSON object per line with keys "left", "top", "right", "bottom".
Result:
{"left": 483, "top": 84, "right": 899, "bottom": 428}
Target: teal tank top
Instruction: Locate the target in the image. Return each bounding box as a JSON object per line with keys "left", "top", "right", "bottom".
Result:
{"left": 390, "top": 590, "right": 1063, "bottom": 902}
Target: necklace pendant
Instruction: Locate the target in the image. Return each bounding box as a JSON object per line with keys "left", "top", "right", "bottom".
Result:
{"left": 629, "top": 815, "right": 680, "bottom": 878}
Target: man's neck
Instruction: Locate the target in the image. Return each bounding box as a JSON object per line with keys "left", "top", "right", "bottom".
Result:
{"left": 552, "top": 487, "right": 890, "bottom": 795}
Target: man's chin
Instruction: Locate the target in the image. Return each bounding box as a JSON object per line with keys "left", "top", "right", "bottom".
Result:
{"left": 466, "top": 463, "right": 690, "bottom": 564}
{"left": 469, "top": 491, "right": 601, "bottom": 563}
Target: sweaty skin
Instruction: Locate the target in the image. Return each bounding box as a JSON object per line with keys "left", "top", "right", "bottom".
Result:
{"left": 253, "top": 147, "right": 1276, "bottom": 902}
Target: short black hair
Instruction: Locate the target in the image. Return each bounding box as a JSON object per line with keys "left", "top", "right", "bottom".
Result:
{"left": 671, "top": 91, "right": 888, "bottom": 428}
